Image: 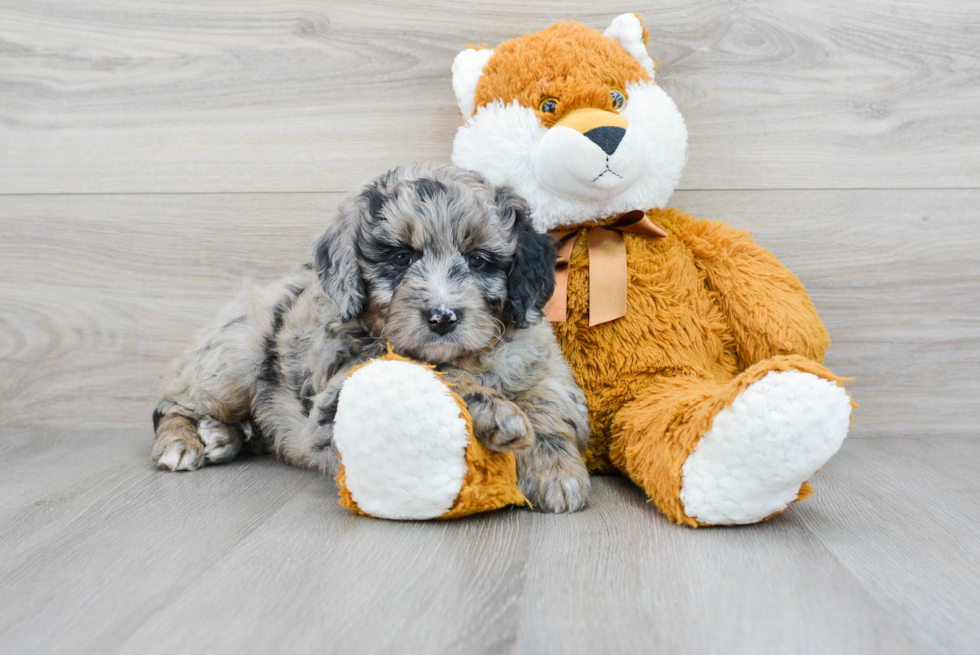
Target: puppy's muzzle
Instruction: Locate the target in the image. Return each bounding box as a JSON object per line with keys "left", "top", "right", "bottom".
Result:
{"left": 424, "top": 305, "right": 461, "bottom": 335}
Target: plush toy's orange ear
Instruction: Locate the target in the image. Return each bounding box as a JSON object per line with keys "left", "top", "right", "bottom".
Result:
{"left": 603, "top": 13, "right": 656, "bottom": 78}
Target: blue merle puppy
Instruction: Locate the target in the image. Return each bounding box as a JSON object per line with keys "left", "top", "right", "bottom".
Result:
{"left": 151, "top": 163, "right": 592, "bottom": 512}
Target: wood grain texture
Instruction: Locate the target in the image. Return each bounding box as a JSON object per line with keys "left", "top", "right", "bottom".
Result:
{"left": 2, "top": 190, "right": 977, "bottom": 437}
{"left": 0, "top": 0, "right": 978, "bottom": 193}
{"left": 1, "top": 2, "right": 977, "bottom": 653}
{"left": 515, "top": 477, "right": 925, "bottom": 654}
{"left": 796, "top": 437, "right": 980, "bottom": 655}
{"left": 3, "top": 430, "right": 978, "bottom": 654}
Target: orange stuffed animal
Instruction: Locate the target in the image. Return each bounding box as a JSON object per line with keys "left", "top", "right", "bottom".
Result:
{"left": 451, "top": 14, "right": 854, "bottom": 526}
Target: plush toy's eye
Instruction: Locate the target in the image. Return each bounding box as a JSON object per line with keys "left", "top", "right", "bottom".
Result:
{"left": 538, "top": 97, "right": 559, "bottom": 114}
{"left": 610, "top": 90, "right": 626, "bottom": 110}
{"left": 391, "top": 250, "right": 415, "bottom": 267}
{"left": 466, "top": 252, "right": 489, "bottom": 270}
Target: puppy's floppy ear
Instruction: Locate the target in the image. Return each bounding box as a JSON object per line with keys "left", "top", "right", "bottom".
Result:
{"left": 313, "top": 194, "right": 369, "bottom": 322}
{"left": 497, "top": 186, "right": 557, "bottom": 329}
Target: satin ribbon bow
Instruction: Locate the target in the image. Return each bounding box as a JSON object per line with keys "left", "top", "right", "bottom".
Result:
{"left": 545, "top": 210, "right": 667, "bottom": 326}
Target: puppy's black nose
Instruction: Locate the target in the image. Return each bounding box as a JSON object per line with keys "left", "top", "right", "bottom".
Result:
{"left": 424, "top": 306, "right": 460, "bottom": 335}
{"left": 583, "top": 126, "right": 626, "bottom": 156}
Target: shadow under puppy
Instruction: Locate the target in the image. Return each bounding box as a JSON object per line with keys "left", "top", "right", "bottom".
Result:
{"left": 152, "top": 163, "right": 592, "bottom": 512}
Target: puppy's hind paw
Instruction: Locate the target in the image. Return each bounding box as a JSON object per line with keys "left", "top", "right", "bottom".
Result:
{"left": 152, "top": 417, "right": 206, "bottom": 471}
{"left": 154, "top": 437, "right": 205, "bottom": 471}
{"left": 198, "top": 419, "right": 243, "bottom": 464}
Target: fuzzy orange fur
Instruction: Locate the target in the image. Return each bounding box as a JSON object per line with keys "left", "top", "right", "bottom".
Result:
{"left": 471, "top": 20, "right": 651, "bottom": 125}
{"left": 468, "top": 19, "right": 850, "bottom": 525}
{"left": 336, "top": 351, "right": 528, "bottom": 519}
{"left": 553, "top": 208, "right": 849, "bottom": 524}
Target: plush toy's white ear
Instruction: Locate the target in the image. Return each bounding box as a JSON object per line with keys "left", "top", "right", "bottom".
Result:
{"left": 452, "top": 48, "right": 494, "bottom": 118}
{"left": 603, "top": 13, "right": 656, "bottom": 79}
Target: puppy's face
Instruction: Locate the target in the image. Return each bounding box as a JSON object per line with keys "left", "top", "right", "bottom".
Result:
{"left": 315, "top": 165, "right": 556, "bottom": 363}
{"left": 360, "top": 177, "right": 513, "bottom": 363}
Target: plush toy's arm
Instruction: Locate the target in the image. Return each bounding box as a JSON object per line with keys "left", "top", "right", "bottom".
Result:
{"left": 332, "top": 353, "right": 529, "bottom": 520}
{"left": 674, "top": 214, "right": 830, "bottom": 368}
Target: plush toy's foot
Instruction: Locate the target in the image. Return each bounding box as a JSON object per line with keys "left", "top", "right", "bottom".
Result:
{"left": 333, "top": 354, "right": 527, "bottom": 520}
{"left": 610, "top": 356, "right": 853, "bottom": 526}
{"left": 334, "top": 358, "right": 471, "bottom": 519}
{"left": 678, "top": 370, "right": 851, "bottom": 525}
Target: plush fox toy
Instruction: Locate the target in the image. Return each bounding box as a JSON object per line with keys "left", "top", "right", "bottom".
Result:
{"left": 448, "top": 14, "right": 855, "bottom": 526}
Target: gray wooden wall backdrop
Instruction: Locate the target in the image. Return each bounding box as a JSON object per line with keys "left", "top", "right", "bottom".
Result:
{"left": 1, "top": 0, "right": 978, "bottom": 438}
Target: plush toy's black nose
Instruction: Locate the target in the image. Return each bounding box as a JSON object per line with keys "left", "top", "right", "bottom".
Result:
{"left": 424, "top": 306, "right": 460, "bottom": 335}
{"left": 583, "top": 126, "right": 626, "bottom": 156}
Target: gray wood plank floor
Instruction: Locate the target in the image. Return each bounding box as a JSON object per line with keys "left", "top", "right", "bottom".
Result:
{"left": 2, "top": 189, "right": 977, "bottom": 437}
{"left": 1, "top": 0, "right": 978, "bottom": 193}
{"left": 0, "top": 432, "right": 976, "bottom": 655}
{"left": 2, "top": 1, "right": 979, "bottom": 653}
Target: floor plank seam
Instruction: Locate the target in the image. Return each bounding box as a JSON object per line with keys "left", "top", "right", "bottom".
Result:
{"left": 1, "top": 186, "right": 980, "bottom": 198}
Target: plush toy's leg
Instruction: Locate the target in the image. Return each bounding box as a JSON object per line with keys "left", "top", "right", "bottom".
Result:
{"left": 609, "top": 355, "right": 852, "bottom": 526}
{"left": 332, "top": 355, "right": 527, "bottom": 520}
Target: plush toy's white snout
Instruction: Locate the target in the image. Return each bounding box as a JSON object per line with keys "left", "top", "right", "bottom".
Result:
{"left": 531, "top": 109, "right": 649, "bottom": 202}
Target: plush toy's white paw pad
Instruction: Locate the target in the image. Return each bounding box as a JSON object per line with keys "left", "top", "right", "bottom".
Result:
{"left": 333, "top": 360, "right": 470, "bottom": 520}
{"left": 680, "top": 371, "right": 851, "bottom": 525}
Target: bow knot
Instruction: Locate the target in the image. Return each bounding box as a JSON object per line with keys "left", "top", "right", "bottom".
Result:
{"left": 545, "top": 210, "right": 667, "bottom": 326}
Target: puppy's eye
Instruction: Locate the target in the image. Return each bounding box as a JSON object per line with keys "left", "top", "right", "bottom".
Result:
{"left": 610, "top": 90, "right": 626, "bottom": 110}
{"left": 466, "top": 253, "right": 489, "bottom": 270}
{"left": 538, "top": 97, "right": 558, "bottom": 114}
{"left": 391, "top": 250, "right": 415, "bottom": 267}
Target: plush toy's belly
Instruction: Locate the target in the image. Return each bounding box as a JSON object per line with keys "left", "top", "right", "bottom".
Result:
{"left": 552, "top": 222, "right": 739, "bottom": 472}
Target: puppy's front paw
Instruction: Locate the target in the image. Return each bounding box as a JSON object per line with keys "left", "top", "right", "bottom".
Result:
{"left": 518, "top": 454, "right": 591, "bottom": 513}
{"left": 152, "top": 416, "right": 206, "bottom": 471}
{"left": 465, "top": 391, "right": 534, "bottom": 453}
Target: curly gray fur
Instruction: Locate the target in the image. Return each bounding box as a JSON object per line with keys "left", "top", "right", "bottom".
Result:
{"left": 152, "top": 163, "right": 591, "bottom": 513}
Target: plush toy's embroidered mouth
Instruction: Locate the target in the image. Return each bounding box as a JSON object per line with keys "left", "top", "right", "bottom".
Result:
{"left": 592, "top": 160, "right": 623, "bottom": 183}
